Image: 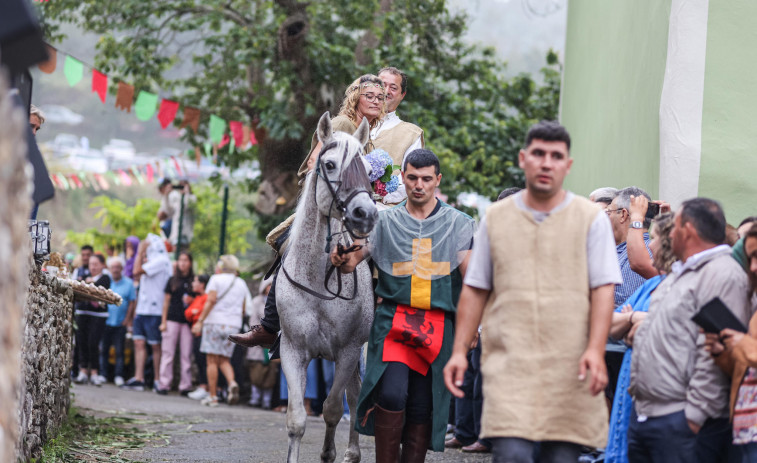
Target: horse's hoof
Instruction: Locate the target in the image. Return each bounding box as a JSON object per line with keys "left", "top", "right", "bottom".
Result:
{"left": 320, "top": 450, "right": 336, "bottom": 463}
{"left": 342, "top": 450, "right": 360, "bottom": 463}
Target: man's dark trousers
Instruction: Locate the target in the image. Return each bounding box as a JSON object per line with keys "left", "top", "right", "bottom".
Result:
{"left": 452, "top": 349, "right": 477, "bottom": 445}
{"left": 628, "top": 409, "right": 735, "bottom": 463}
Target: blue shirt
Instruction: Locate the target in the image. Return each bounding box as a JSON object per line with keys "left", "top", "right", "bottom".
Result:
{"left": 608, "top": 233, "right": 652, "bottom": 353}
{"left": 107, "top": 276, "right": 136, "bottom": 326}
{"left": 614, "top": 233, "right": 652, "bottom": 307}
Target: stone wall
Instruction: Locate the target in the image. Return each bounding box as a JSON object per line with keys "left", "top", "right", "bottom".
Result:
{"left": 16, "top": 266, "right": 74, "bottom": 462}
{"left": 0, "top": 69, "right": 34, "bottom": 462}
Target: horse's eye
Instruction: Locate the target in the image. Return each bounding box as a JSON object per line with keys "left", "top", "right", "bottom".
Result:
{"left": 324, "top": 161, "right": 336, "bottom": 171}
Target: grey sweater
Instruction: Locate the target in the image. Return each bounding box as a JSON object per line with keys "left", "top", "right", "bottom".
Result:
{"left": 629, "top": 246, "right": 752, "bottom": 426}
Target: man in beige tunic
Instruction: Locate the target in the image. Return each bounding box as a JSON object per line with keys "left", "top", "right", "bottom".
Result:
{"left": 444, "top": 121, "right": 621, "bottom": 462}
{"left": 373, "top": 67, "right": 424, "bottom": 208}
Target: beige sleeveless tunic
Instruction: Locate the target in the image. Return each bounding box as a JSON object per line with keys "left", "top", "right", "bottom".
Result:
{"left": 480, "top": 195, "right": 607, "bottom": 448}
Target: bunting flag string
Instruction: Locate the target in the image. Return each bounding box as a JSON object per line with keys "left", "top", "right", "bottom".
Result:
{"left": 48, "top": 156, "right": 193, "bottom": 192}
{"left": 36, "top": 42, "right": 263, "bottom": 150}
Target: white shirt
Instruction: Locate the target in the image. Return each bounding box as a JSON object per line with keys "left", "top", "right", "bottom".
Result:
{"left": 372, "top": 111, "right": 424, "bottom": 204}
{"left": 464, "top": 191, "right": 622, "bottom": 290}
{"left": 204, "top": 273, "right": 253, "bottom": 329}
{"left": 136, "top": 258, "right": 172, "bottom": 316}
{"left": 671, "top": 244, "right": 732, "bottom": 275}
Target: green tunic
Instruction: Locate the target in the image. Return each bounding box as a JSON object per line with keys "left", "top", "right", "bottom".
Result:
{"left": 355, "top": 201, "right": 475, "bottom": 452}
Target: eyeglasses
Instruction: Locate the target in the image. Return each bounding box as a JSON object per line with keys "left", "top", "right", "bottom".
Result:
{"left": 605, "top": 208, "right": 624, "bottom": 215}
{"left": 360, "top": 93, "right": 385, "bottom": 102}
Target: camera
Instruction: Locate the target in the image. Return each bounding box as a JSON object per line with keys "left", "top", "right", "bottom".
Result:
{"left": 645, "top": 202, "right": 660, "bottom": 220}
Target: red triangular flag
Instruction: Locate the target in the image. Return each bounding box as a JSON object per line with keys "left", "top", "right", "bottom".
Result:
{"left": 92, "top": 70, "right": 107, "bottom": 103}
{"left": 229, "top": 121, "right": 244, "bottom": 147}
{"left": 218, "top": 133, "right": 230, "bottom": 148}
{"left": 145, "top": 163, "right": 154, "bottom": 183}
{"left": 157, "top": 99, "right": 179, "bottom": 129}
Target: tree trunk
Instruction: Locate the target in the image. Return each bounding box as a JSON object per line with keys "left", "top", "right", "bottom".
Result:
{"left": 355, "top": 0, "right": 394, "bottom": 66}
{"left": 255, "top": 0, "right": 317, "bottom": 215}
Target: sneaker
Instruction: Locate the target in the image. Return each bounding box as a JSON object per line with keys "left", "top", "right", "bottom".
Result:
{"left": 120, "top": 378, "right": 145, "bottom": 392}
{"left": 153, "top": 381, "right": 161, "bottom": 391}
{"left": 155, "top": 388, "right": 169, "bottom": 395}
{"left": 201, "top": 396, "right": 219, "bottom": 407}
{"left": 227, "top": 381, "right": 239, "bottom": 405}
{"left": 74, "top": 371, "right": 89, "bottom": 384}
{"left": 180, "top": 389, "right": 193, "bottom": 397}
{"left": 188, "top": 388, "right": 209, "bottom": 400}
{"left": 114, "top": 376, "right": 125, "bottom": 387}
{"left": 90, "top": 375, "right": 106, "bottom": 387}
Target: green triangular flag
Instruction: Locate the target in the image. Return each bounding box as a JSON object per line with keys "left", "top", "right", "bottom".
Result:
{"left": 204, "top": 143, "right": 212, "bottom": 157}
{"left": 64, "top": 56, "right": 84, "bottom": 87}
{"left": 134, "top": 91, "right": 158, "bottom": 121}
{"left": 209, "top": 114, "right": 226, "bottom": 144}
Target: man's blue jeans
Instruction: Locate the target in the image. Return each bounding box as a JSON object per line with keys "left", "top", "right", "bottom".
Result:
{"left": 99, "top": 325, "right": 126, "bottom": 379}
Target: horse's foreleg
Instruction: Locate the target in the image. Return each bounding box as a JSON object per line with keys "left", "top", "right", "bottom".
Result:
{"left": 343, "top": 363, "right": 362, "bottom": 463}
{"left": 322, "top": 352, "right": 361, "bottom": 463}
{"left": 282, "top": 345, "right": 310, "bottom": 463}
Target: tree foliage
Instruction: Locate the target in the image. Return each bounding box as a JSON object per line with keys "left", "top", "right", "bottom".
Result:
{"left": 39, "top": 0, "right": 560, "bottom": 218}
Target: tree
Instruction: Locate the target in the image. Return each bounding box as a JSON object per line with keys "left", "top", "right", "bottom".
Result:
{"left": 38, "top": 0, "right": 560, "bottom": 217}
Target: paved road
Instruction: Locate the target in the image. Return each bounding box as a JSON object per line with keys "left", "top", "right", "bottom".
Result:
{"left": 73, "top": 383, "right": 492, "bottom": 462}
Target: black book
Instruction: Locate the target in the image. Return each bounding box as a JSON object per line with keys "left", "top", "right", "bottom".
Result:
{"left": 692, "top": 297, "right": 747, "bottom": 334}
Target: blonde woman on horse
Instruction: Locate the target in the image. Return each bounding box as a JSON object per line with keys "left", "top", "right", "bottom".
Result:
{"left": 301, "top": 74, "right": 386, "bottom": 176}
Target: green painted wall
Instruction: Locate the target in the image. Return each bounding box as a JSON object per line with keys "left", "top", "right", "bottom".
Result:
{"left": 560, "top": 0, "right": 671, "bottom": 198}
{"left": 699, "top": 1, "right": 757, "bottom": 224}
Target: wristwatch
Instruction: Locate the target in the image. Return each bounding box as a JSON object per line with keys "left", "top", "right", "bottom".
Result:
{"left": 630, "top": 221, "right": 644, "bottom": 229}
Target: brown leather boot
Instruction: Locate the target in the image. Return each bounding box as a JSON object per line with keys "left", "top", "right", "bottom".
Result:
{"left": 228, "top": 325, "right": 277, "bottom": 348}
{"left": 374, "top": 406, "right": 404, "bottom": 463}
{"left": 400, "top": 421, "right": 431, "bottom": 463}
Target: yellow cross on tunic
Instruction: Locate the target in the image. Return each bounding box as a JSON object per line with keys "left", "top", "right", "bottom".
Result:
{"left": 392, "top": 238, "right": 451, "bottom": 310}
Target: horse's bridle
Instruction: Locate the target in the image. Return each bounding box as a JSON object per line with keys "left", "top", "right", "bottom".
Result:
{"left": 280, "top": 141, "right": 373, "bottom": 301}
{"left": 314, "top": 142, "right": 373, "bottom": 253}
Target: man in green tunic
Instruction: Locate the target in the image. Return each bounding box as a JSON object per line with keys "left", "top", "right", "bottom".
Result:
{"left": 331, "top": 149, "right": 475, "bottom": 462}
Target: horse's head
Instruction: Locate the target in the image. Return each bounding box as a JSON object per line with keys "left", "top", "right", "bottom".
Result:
{"left": 313, "top": 111, "right": 378, "bottom": 239}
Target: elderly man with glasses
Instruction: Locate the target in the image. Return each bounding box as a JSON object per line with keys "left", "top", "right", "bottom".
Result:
{"left": 602, "top": 186, "right": 655, "bottom": 412}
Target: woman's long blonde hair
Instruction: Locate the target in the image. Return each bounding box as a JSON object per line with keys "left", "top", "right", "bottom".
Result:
{"left": 338, "top": 74, "right": 386, "bottom": 130}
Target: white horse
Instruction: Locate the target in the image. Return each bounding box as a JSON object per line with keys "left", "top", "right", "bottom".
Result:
{"left": 277, "top": 112, "right": 377, "bottom": 463}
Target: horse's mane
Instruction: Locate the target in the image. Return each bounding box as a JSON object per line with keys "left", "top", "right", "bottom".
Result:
{"left": 289, "top": 133, "right": 371, "bottom": 242}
